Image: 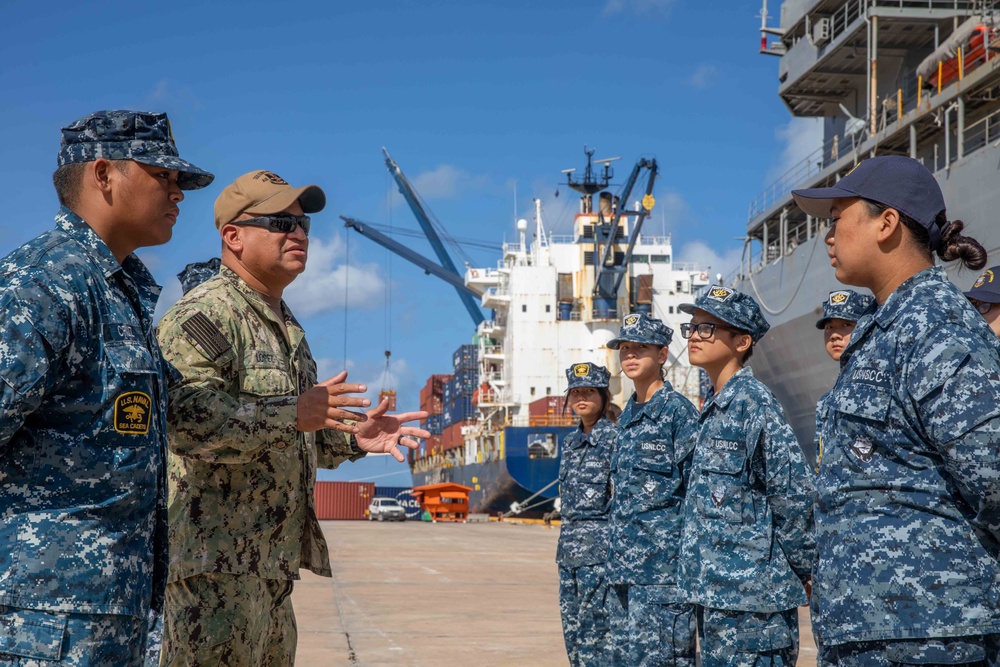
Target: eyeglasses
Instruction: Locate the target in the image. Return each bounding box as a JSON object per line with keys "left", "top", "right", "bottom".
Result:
{"left": 230, "top": 215, "right": 310, "bottom": 236}
{"left": 680, "top": 322, "right": 745, "bottom": 340}
{"left": 970, "top": 299, "right": 994, "bottom": 315}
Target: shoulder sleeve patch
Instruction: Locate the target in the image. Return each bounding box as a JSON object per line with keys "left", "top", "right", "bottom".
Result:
{"left": 180, "top": 312, "right": 232, "bottom": 360}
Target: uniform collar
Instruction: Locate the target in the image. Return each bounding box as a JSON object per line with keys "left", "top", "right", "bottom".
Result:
{"left": 620, "top": 381, "right": 674, "bottom": 426}
{"left": 702, "top": 366, "right": 754, "bottom": 413}
{"left": 55, "top": 207, "right": 162, "bottom": 313}
{"left": 843, "top": 266, "right": 943, "bottom": 359}
{"left": 219, "top": 265, "right": 305, "bottom": 345}
{"left": 568, "top": 416, "right": 614, "bottom": 448}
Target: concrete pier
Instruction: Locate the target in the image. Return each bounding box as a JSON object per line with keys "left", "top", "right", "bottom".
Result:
{"left": 293, "top": 521, "right": 817, "bottom": 666}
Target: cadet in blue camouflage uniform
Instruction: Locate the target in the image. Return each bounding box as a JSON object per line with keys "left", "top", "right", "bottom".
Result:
{"left": 157, "top": 170, "right": 429, "bottom": 667}
{"left": 677, "top": 285, "right": 815, "bottom": 667}
{"left": 965, "top": 265, "right": 1000, "bottom": 338}
{"left": 0, "top": 111, "right": 212, "bottom": 666}
{"left": 794, "top": 156, "right": 1000, "bottom": 666}
{"left": 557, "top": 362, "right": 620, "bottom": 666}
{"left": 814, "top": 289, "right": 875, "bottom": 472}
{"left": 605, "top": 313, "right": 700, "bottom": 667}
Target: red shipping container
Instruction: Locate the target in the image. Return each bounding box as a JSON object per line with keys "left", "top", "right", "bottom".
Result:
{"left": 419, "top": 395, "right": 443, "bottom": 415}
{"left": 529, "top": 395, "right": 564, "bottom": 416}
{"left": 441, "top": 420, "right": 475, "bottom": 450}
{"left": 314, "top": 481, "right": 376, "bottom": 520}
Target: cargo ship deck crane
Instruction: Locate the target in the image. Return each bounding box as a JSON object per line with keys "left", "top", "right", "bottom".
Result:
{"left": 565, "top": 149, "right": 659, "bottom": 319}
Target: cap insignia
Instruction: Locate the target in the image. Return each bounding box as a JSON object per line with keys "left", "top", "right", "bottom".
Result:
{"left": 254, "top": 170, "right": 288, "bottom": 185}
{"left": 573, "top": 363, "right": 590, "bottom": 378}
{"left": 708, "top": 286, "right": 733, "bottom": 302}
{"left": 974, "top": 269, "right": 994, "bottom": 288}
{"left": 830, "top": 291, "right": 849, "bottom": 305}
{"left": 624, "top": 315, "right": 639, "bottom": 326}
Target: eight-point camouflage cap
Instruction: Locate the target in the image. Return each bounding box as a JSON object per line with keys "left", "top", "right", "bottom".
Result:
{"left": 964, "top": 265, "right": 1000, "bottom": 304}
{"left": 58, "top": 110, "right": 214, "bottom": 190}
{"left": 815, "top": 289, "right": 875, "bottom": 329}
{"left": 565, "top": 362, "right": 611, "bottom": 390}
{"left": 606, "top": 312, "right": 673, "bottom": 349}
{"left": 214, "top": 170, "right": 326, "bottom": 229}
{"left": 679, "top": 285, "right": 771, "bottom": 341}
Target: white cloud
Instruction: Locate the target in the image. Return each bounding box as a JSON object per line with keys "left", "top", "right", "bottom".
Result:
{"left": 603, "top": 0, "right": 678, "bottom": 16}
{"left": 767, "top": 117, "right": 824, "bottom": 184}
{"left": 283, "top": 232, "right": 386, "bottom": 317}
{"left": 389, "top": 163, "right": 495, "bottom": 205}
{"left": 687, "top": 64, "right": 718, "bottom": 90}
{"left": 313, "top": 355, "right": 413, "bottom": 408}
{"left": 676, "top": 240, "right": 744, "bottom": 283}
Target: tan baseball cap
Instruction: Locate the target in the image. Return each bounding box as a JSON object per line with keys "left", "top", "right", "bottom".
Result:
{"left": 214, "top": 169, "right": 326, "bottom": 229}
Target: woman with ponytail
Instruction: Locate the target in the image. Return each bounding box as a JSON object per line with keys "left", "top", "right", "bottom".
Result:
{"left": 792, "top": 156, "right": 1000, "bottom": 666}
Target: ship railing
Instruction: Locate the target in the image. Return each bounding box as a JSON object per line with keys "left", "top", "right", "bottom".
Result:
{"left": 481, "top": 345, "right": 503, "bottom": 356}
{"left": 505, "top": 415, "right": 575, "bottom": 427}
{"left": 958, "top": 103, "right": 1000, "bottom": 160}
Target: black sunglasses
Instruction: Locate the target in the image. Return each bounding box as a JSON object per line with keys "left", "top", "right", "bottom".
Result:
{"left": 231, "top": 215, "right": 310, "bottom": 236}
{"left": 680, "top": 322, "right": 745, "bottom": 340}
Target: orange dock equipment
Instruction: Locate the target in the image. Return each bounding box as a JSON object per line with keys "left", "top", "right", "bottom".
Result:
{"left": 411, "top": 483, "right": 473, "bottom": 523}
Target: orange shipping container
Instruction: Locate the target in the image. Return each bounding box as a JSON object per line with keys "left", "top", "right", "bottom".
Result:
{"left": 314, "top": 481, "right": 375, "bottom": 520}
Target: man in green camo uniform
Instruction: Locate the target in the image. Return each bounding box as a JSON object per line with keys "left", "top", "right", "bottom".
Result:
{"left": 157, "top": 170, "right": 428, "bottom": 666}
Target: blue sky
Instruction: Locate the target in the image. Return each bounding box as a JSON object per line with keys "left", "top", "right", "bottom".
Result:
{"left": 0, "top": 0, "right": 819, "bottom": 486}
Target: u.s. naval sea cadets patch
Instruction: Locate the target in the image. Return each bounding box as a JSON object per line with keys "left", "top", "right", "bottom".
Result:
{"left": 624, "top": 314, "right": 639, "bottom": 326}
{"left": 830, "top": 290, "right": 850, "bottom": 304}
{"left": 114, "top": 391, "right": 152, "bottom": 435}
{"left": 573, "top": 363, "right": 590, "bottom": 378}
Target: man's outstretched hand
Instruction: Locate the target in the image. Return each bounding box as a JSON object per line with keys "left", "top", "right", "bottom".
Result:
{"left": 355, "top": 398, "right": 430, "bottom": 462}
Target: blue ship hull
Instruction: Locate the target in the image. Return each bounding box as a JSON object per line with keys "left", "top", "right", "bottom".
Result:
{"left": 411, "top": 425, "right": 575, "bottom": 517}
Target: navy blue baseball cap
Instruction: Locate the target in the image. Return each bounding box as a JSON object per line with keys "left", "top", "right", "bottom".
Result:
{"left": 965, "top": 266, "right": 1000, "bottom": 303}
{"left": 815, "top": 289, "right": 875, "bottom": 329}
{"left": 607, "top": 312, "right": 673, "bottom": 349}
{"left": 679, "top": 285, "right": 771, "bottom": 341}
{"left": 791, "top": 156, "right": 948, "bottom": 250}
{"left": 565, "top": 362, "right": 610, "bottom": 390}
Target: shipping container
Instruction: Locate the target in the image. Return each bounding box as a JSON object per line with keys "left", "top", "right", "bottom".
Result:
{"left": 452, "top": 344, "right": 477, "bottom": 372}
{"left": 314, "top": 481, "right": 375, "bottom": 520}
{"left": 452, "top": 368, "right": 477, "bottom": 394}
{"left": 419, "top": 395, "right": 443, "bottom": 415}
{"left": 373, "top": 486, "right": 423, "bottom": 520}
{"left": 441, "top": 420, "right": 474, "bottom": 450}
{"left": 443, "top": 396, "right": 474, "bottom": 426}
{"left": 529, "top": 395, "right": 564, "bottom": 417}
{"left": 425, "top": 414, "right": 443, "bottom": 435}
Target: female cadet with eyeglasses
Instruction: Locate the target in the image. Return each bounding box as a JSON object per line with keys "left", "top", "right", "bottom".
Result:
{"left": 792, "top": 155, "right": 1000, "bottom": 666}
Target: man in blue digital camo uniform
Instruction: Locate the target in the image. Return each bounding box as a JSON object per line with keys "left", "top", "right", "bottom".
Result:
{"left": 813, "top": 289, "right": 875, "bottom": 472}
{"left": 0, "top": 111, "right": 213, "bottom": 666}
{"left": 794, "top": 157, "right": 1000, "bottom": 666}
{"left": 677, "top": 286, "right": 815, "bottom": 667}
{"left": 605, "top": 313, "right": 700, "bottom": 667}
{"left": 557, "top": 362, "right": 619, "bottom": 666}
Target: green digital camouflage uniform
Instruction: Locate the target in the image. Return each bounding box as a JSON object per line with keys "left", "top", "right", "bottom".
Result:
{"left": 156, "top": 265, "right": 364, "bottom": 666}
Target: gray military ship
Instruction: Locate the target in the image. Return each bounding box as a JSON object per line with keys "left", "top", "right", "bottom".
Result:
{"left": 740, "top": 0, "right": 1000, "bottom": 460}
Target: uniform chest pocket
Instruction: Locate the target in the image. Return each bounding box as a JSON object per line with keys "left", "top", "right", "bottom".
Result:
{"left": 833, "top": 383, "right": 891, "bottom": 470}
{"left": 241, "top": 352, "right": 294, "bottom": 398}
{"left": 696, "top": 453, "right": 746, "bottom": 524}
{"left": 629, "top": 442, "right": 677, "bottom": 513}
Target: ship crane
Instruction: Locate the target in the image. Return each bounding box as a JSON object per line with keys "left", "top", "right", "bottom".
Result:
{"left": 566, "top": 148, "right": 659, "bottom": 320}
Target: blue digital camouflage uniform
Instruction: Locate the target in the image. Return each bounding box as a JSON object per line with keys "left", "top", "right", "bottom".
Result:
{"left": 0, "top": 208, "right": 170, "bottom": 664}
{"left": 814, "top": 266, "right": 1000, "bottom": 665}
{"left": 157, "top": 265, "right": 365, "bottom": 666}
{"left": 0, "top": 110, "right": 211, "bottom": 666}
{"left": 177, "top": 258, "right": 220, "bottom": 295}
{"left": 680, "top": 367, "right": 815, "bottom": 667}
{"left": 606, "top": 312, "right": 700, "bottom": 667}
{"left": 557, "top": 362, "right": 618, "bottom": 666}
{"left": 814, "top": 290, "right": 875, "bottom": 473}
{"left": 678, "top": 285, "right": 814, "bottom": 667}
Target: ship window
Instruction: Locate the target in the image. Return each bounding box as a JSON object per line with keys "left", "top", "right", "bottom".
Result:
{"left": 633, "top": 255, "right": 649, "bottom": 263}
{"left": 522, "top": 305, "right": 527, "bottom": 313}
{"left": 546, "top": 387, "right": 551, "bottom": 395}
{"left": 669, "top": 306, "right": 675, "bottom": 314}
{"left": 676, "top": 281, "right": 686, "bottom": 293}
{"left": 530, "top": 386, "right": 536, "bottom": 396}
{"left": 528, "top": 433, "right": 558, "bottom": 459}
{"left": 545, "top": 304, "right": 551, "bottom": 313}
{"left": 651, "top": 255, "right": 670, "bottom": 263}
